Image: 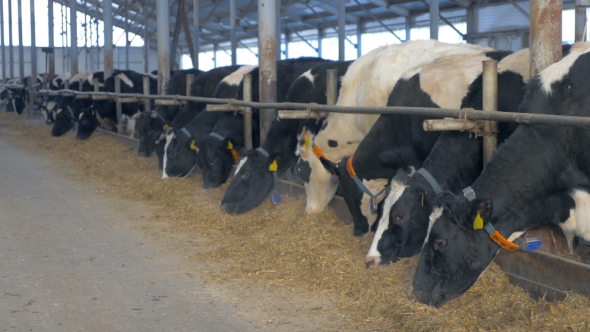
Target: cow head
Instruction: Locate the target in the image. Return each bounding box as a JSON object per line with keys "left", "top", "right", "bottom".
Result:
{"left": 411, "top": 194, "right": 496, "bottom": 307}
{"left": 295, "top": 128, "right": 340, "bottom": 214}
{"left": 195, "top": 134, "right": 240, "bottom": 189}
{"left": 162, "top": 128, "right": 198, "bottom": 178}
{"left": 5, "top": 89, "right": 26, "bottom": 114}
{"left": 76, "top": 106, "right": 100, "bottom": 140}
{"left": 51, "top": 107, "right": 77, "bottom": 136}
{"left": 220, "top": 150, "right": 282, "bottom": 214}
{"left": 137, "top": 111, "right": 168, "bottom": 157}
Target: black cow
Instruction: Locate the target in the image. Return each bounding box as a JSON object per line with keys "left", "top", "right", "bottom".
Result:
{"left": 220, "top": 61, "right": 351, "bottom": 214}
{"left": 77, "top": 70, "right": 157, "bottom": 140}
{"left": 162, "top": 65, "right": 259, "bottom": 179}
{"left": 412, "top": 44, "right": 590, "bottom": 308}
{"left": 51, "top": 71, "right": 105, "bottom": 137}
{"left": 2, "top": 75, "right": 43, "bottom": 114}
{"left": 195, "top": 57, "right": 328, "bottom": 189}
{"left": 41, "top": 72, "right": 72, "bottom": 124}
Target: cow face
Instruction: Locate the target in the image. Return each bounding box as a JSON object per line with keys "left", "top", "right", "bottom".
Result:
{"left": 412, "top": 195, "right": 496, "bottom": 307}
{"left": 76, "top": 107, "right": 100, "bottom": 140}
{"left": 51, "top": 107, "right": 77, "bottom": 137}
{"left": 163, "top": 128, "right": 198, "bottom": 178}
{"left": 220, "top": 150, "right": 276, "bottom": 214}
{"left": 195, "top": 136, "right": 237, "bottom": 189}
{"left": 295, "top": 129, "right": 339, "bottom": 214}
{"left": 5, "top": 89, "right": 26, "bottom": 114}
{"left": 137, "top": 111, "right": 167, "bottom": 157}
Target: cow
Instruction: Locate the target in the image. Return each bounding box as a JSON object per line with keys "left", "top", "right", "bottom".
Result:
{"left": 220, "top": 61, "right": 352, "bottom": 214}
{"left": 40, "top": 72, "right": 72, "bottom": 124}
{"left": 77, "top": 70, "right": 157, "bottom": 140}
{"left": 51, "top": 71, "right": 104, "bottom": 137}
{"left": 2, "top": 75, "right": 43, "bottom": 114}
{"left": 135, "top": 66, "right": 237, "bottom": 170}
{"left": 366, "top": 46, "right": 571, "bottom": 266}
{"left": 162, "top": 65, "right": 259, "bottom": 178}
{"left": 412, "top": 43, "right": 590, "bottom": 308}
{"left": 295, "top": 40, "right": 494, "bottom": 218}
{"left": 195, "top": 57, "right": 328, "bottom": 189}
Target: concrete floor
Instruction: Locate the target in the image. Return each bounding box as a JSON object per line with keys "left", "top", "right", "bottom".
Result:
{"left": 0, "top": 135, "right": 254, "bottom": 331}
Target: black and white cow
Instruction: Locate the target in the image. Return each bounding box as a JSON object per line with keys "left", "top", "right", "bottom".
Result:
{"left": 412, "top": 43, "right": 590, "bottom": 308}
{"left": 136, "top": 66, "right": 238, "bottom": 171}
{"left": 51, "top": 71, "right": 104, "bottom": 137}
{"left": 220, "top": 61, "right": 351, "bottom": 213}
{"left": 77, "top": 70, "right": 157, "bottom": 140}
{"left": 295, "top": 40, "right": 494, "bottom": 217}
{"left": 2, "top": 75, "right": 43, "bottom": 114}
{"left": 162, "top": 65, "right": 258, "bottom": 178}
{"left": 196, "top": 57, "right": 327, "bottom": 189}
{"left": 40, "top": 72, "right": 72, "bottom": 124}
{"left": 366, "top": 46, "right": 571, "bottom": 266}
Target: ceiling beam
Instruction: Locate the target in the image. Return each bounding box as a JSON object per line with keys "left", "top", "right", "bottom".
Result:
{"left": 367, "top": 0, "right": 410, "bottom": 16}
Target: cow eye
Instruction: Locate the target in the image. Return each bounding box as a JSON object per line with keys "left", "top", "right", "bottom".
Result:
{"left": 242, "top": 171, "right": 250, "bottom": 179}
{"left": 395, "top": 213, "right": 405, "bottom": 221}
{"left": 433, "top": 238, "right": 447, "bottom": 251}
{"left": 209, "top": 158, "right": 217, "bottom": 165}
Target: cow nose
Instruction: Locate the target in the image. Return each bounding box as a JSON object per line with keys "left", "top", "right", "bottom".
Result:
{"left": 304, "top": 205, "right": 322, "bottom": 215}
{"left": 365, "top": 256, "right": 381, "bottom": 269}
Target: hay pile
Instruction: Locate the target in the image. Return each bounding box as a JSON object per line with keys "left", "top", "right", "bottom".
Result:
{"left": 2, "top": 113, "right": 590, "bottom": 331}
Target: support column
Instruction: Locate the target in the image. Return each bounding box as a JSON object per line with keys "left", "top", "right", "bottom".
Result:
{"left": 575, "top": 6, "right": 587, "bottom": 42}
{"left": 213, "top": 43, "right": 217, "bottom": 67}
{"left": 405, "top": 16, "right": 411, "bottom": 41}
{"left": 95, "top": 0, "right": 100, "bottom": 70}
{"left": 70, "top": 0, "right": 78, "bottom": 75}
{"left": 338, "top": 0, "right": 345, "bottom": 61}
{"left": 284, "top": 30, "right": 289, "bottom": 58}
{"left": 103, "top": 0, "right": 113, "bottom": 77}
{"left": 29, "top": 0, "right": 36, "bottom": 87}
{"left": 430, "top": 0, "right": 439, "bottom": 40}
{"left": 356, "top": 21, "right": 362, "bottom": 58}
{"left": 8, "top": 0, "right": 13, "bottom": 78}
{"left": 530, "top": 0, "right": 562, "bottom": 77}
{"left": 276, "top": 0, "right": 281, "bottom": 60}
{"left": 47, "top": 0, "right": 55, "bottom": 80}
{"left": 230, "top": 0, "right": 236, "bottom": 65}
{"left": 124, "top": 0, "right": 129, "bottom": 70}
{"left": 143, "top": 3, "right": 149, "bottom": 73}
{"left": 17, "top": 0, "right": 24, "bottom": 80}
{"left": 317, "top": 28, "right": 323, "bottom": 58}
{"left": 258, "top": 0, "right": 277, "bottom": 142}
{"left": 465, "top": 8, "right": 474, "bottom": 44}
{"left": 0, "top": 0, "right": 5, "bottom": 81}
{"left": 157, "top": 0, "right": 170, "bottom": 94}
{"left": 193, "top": 0, "right": 200, "bottom": 69}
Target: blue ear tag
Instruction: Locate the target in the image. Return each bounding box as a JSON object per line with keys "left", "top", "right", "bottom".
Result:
{"left": 519, "top": 237, "right": 542, "bottom": 251}
{"left": 370, "top": 197, "right": 377, "bottom": 214}
{"left": 271, "top": 192, "right": 282, "bottom": 204}
{"left": 330, "top": 174, "right": 338, "bottom": 183}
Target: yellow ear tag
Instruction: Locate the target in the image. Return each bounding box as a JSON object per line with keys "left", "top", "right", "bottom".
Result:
{"left": 269, "top": 160, "right": 278, "bottom": 172}
{"left": 473, "top": 213, "right": 484, "bottom": 230}
{"left": 91, "top": 110, "right": 95, "bottom": 116}
{"left": 190, "top": 140, "right": 197, "bottom": 151}
{"left": 304, "top": 136, "right": 311, "bottom": 148}
{"left": 227, "top": 141, "right": 234, "bottom": 150}
{"left": 163, "top": 124, "right": 169, "bottom": 130}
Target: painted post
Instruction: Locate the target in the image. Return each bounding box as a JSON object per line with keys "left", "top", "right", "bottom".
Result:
{"left": 258, "top": 0, "right": 277, "bottom": 141}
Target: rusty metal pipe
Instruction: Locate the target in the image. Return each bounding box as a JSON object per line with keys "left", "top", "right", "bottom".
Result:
{"left": 17, "top": 0, "right": 24, "bottom": 81}
{"left": 0, "top": 0, "right": 5, "bottom": 82}
{"left": 103, "top": 0, "right": 113, "bottom": 77}
{"left": 243, "top": 74, "right": 253, "bottom": 151}
{"left": 157, "top": 0, "right": 170, "bottom": 94}
{"left": 482, "top": 60, "right": 498, "bottom": 165}
{"left": 258, "top": 0, "right": 278, "bottom": 142}
{"left": 69, "top": 0, "right": 78, "bottom": 75}
{"left": 143, "top": 76, "right": 151, "bottom": 112}
{"left": 529, "top": 0, "right": 562, "bottom": 77}
{"left": 327, "top": 69, "right": 338, "bottom": 106}
{"left": 423, "top": 119, "right": 478, "bottom": 132}
{"left": 115, "top": 76, "right": 123, "bottom": 134}
{"left": 575, "top": 6, "right": 587, "bottom": 42}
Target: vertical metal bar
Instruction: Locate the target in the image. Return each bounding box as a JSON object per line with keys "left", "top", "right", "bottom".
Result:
{"left": 243, "top": 73, "right": 252, "bottom": 150}
{"left": 0, "top": 0, "right": 5, "bottom": 82}
{"left": 17, "top": 0, "right": 24, "bottom": 80}
{"left": 8, "top": 0, "right": 13, "bottom": 78}
{"left": 529, "top": 0, "right": 562, "bottom": 77}
{"left": 276, "top": 0, "right": 281, "bottom": 60}
{"left": 326, "top": 69, "right": 337, "bottom": 106}
{"left": 317, "top": 28, "right": 322, "bottom": 58}
{"left": 48, "top": 0, "right": 55, "bottom": 80}
{"left": 115, "top": 76, "right": 123, "bottom": 133}
{"left": 64, "top": 78, "right": 69, "bottom": 90}
{"left": 93, "top": 77, "right": 98, "bottom": 92}
{"left": 284, "top": 30, "right": 289, "bottom": 58}
{"left": 142, "top": 76, "right": 151, "bottom": 113}
{"left": 258, "top": 0, "right": 277, "bottom": 142}
{"left": 482, "top": 60, "right": 498, "bottom": 166}
{"left": 157, "top": 0, "right": 170, "bottom": 94}
{"left": 78, "top": 78, "right": 83, "bottom": 91}
{"left": 143, "top": 3, "right": 149, "bottom": 73}
{"left": 103, "top": 0, "right": 113, "bottom": 77}
{"left": 230, "top": 0, "right": 236, "bottom": 65}
{"left": 83, "top": 0, "right": 88, "bottom": 70}
{"left": 213, "top": 43, "right": 217, "bottom": 67}
{"left": 465, "top": 8, "right": 474, "bottom": 44}
{"left": 356, "top": 21, "right": 362, "bottom": 58}
{"left": 193, "top": 0, "right": 199, "bottom": 70}
{"left": 70, "top": 0, "right": 78, "bottom": 75}
{"left": 95, "top": 0, "right": 99, "bottom": 69}
{"left": 125, "top": 0, "right": 129, "bottom": 70}
{"left": 405, "top": 16, "right": 411, "bottom": 41}
{"left": 29, "top": 0, "right": 37, "bottom": 112}
{"left": 338, "top": 0, "right": 345, "bottom": 61}
{"left": 430, "top": 0, "right": 439, "bottom": 40}
{"left": 575, "top": 6, "right": 587, "bottom": 42}
{"left": 185, "top": 73, "right": 193, "bottom": 96}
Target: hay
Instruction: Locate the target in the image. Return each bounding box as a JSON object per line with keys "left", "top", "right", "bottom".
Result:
{"left": 3, "top": 113, "right": 590, "bottom": 331}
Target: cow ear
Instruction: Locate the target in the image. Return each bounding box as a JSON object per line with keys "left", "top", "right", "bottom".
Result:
{"left": 150, "top": 111, "right": 158, "bottom": 119}
{"left": 131, "top": 112, "right": 141, "bottom": 120}
{"left": 468, "top": 198, "right": 493, "bottom": 228}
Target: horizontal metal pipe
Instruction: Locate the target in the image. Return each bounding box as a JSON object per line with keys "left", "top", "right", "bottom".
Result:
{"left": 35, "top": 89, "right": 590, "bottom": 129}
{"left": 422, "top": 119, "right": 478, "bottom": 131}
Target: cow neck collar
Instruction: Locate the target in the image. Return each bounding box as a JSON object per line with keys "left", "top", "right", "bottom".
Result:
{"left": 346, "top": 156, "right": 385, "bottom": 214}
{"left": 416, "top": 168, "right": 443, "bottom": 194}
{"left": 67, "top": 106, "right": 75, "bottom": 121}
{"left": 209, "top": 132, "right": 240, "bottom": 163}
{"left": 305, "top": 138, "right": 340, "bottom": 180}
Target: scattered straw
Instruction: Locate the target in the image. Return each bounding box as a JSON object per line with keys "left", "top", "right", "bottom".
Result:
{"left": 2, "top": 111, "right": 590, "bottom": 331}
